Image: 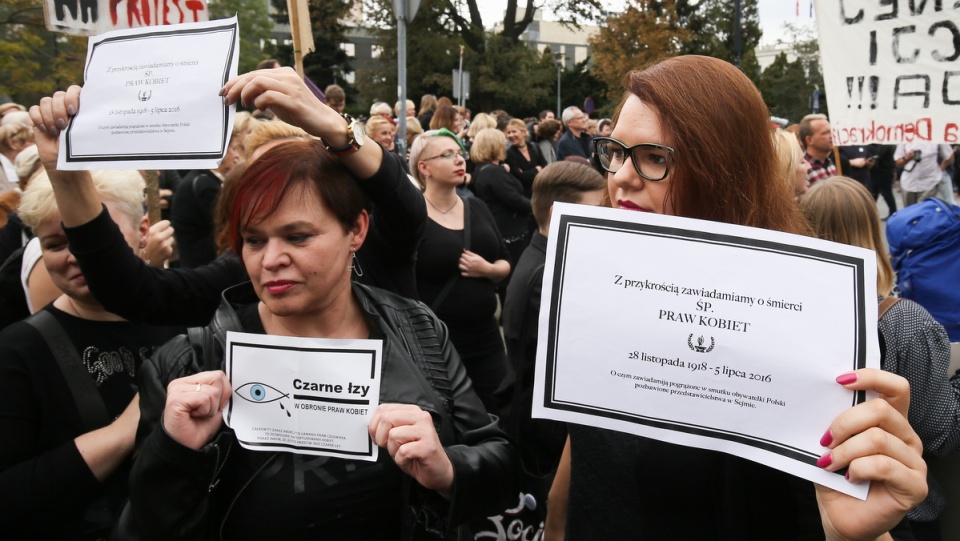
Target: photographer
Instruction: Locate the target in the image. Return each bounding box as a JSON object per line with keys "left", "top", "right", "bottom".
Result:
{"left": 894, "top": 143, "right": 955, "bottom": 206}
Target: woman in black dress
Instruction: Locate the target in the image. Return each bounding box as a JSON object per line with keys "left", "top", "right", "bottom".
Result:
{"left": 504, "top": 118, "right": 547, "bottom": 198}
{"left": 409, "top": 129, "right": 513, "bottom": 419}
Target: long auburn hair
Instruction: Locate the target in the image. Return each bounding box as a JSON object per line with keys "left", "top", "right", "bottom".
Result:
{"left": 616, "top": 55, "right": 810, "bottom": 235}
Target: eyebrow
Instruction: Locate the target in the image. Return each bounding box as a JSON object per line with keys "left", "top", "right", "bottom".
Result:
{"left": 243, "top": 221, "right": 318, "bottom": 234}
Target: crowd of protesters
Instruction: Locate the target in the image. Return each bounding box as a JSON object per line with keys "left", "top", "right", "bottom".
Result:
{"left": 0, "top": 56, "right": 954, "bottom": 541}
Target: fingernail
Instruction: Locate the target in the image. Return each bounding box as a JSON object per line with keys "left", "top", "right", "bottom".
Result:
{"left": 67, "top": 104, "right": 76, "bottom": 116}
{"left": 816, "top": 453, "right": 832, "bottom": 468}
{"left": 218, "top": 86, "right": 227, "bottom": 96}
{"left": 55, "top": 118, "right": 66, "bottom": 130}
{"left": 37, "top": 123, "right": 47, "bottom": 133}
{"left": 222, "top": 96, "right": 230, "bottom": 106}
{"left": 836, "top": 372, "right": 858, "bottom": 385}
{"left": 820, "top": 429, "right": 833, "bottom": 447}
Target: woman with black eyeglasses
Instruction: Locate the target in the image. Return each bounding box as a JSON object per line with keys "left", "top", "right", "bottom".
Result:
{"left": 546, "top": 55, "right": 928, "bottom": 540}
{"left": 408, "top": 129, "right": 513, "bottom": 419}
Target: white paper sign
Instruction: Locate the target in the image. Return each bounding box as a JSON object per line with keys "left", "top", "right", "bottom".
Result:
{"left": 533, "top": 204, "right": 879, "bottom": 499}
{"left": 813, "top": 0, "right": 960, "bottom": 144}
{"left": 58, "top": 16, "right": 239, "bottom": 170}
{"left": 224, "top": 332, "right": 383, "bottom": 461}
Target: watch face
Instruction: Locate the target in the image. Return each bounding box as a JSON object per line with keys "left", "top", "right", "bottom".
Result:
{"left": 351, "top": 121, "right": 365, "bottom": 145}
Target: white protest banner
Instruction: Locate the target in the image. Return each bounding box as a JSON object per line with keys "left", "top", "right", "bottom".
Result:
{"left": 532, "top": 203, "right": 879, "bottom": 499}
{"left": 813, "top": 1, "right": 960, "bottom": 144}
{"left": 43, "top": 0, "right": 208, "bottom": 36}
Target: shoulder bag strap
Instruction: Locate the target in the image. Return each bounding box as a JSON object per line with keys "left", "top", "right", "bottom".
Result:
{"left": 25, "top": 310, "right": 111, "bottom": 431}
{"left": 878, "top": 296, "right": 902, "bottom": 320}
{"left": 429, "top": 197, "right": 469, "bottom": 312}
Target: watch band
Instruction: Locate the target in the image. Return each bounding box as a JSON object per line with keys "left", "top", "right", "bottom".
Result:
{"left": 321, "top": 113, "right": 362, "bottom": 156}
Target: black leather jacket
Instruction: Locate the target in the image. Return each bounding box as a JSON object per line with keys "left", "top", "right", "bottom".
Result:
{"left": 124, "top": 282, "right": 518, "bottom": 540}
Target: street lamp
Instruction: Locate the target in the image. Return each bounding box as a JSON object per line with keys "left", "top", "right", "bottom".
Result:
{"left": 554, "top": 52, "right": 564, "bottom": 118}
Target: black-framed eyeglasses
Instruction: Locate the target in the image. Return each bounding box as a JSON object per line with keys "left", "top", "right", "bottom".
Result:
{"left": 593, "top": 136, "right": 675, "bottom": 181}
{"left": 421, "top": 150, "right": 468, "bottom": 162}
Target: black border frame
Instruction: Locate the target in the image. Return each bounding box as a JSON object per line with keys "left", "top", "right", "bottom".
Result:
{"left": 542, "top": 215, "right": 869, "bottom": 466}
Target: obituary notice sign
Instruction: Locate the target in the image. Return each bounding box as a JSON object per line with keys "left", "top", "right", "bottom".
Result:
{"left": 58, "top": 16, "right": 239, "bottom": 170}
{"left": 532, "top": 204, "right": 879, "bottom": 499}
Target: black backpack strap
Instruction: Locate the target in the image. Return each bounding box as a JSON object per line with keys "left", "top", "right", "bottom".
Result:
{"left": 25, "top": 310, "right": 111, "bottom": 431}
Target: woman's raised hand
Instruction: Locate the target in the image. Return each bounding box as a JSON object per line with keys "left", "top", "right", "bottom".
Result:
{"left": 814, "top": 368, "right": 927, "bottom": 541}
{"left": 162, "top": 371, "right": 232, "bottom": 450}
{"left": 28, "top": 86, "right": 82, "bottom": 169}
{"left": 369, "top": 403, "right": 455, "bottom": 498}
{"left": 220, "top": 68, "right": 340, "bottom": 141}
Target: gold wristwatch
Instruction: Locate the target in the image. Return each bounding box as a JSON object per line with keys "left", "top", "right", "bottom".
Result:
{"left": 322, "top": 113, "right": 365, "bottom": 156}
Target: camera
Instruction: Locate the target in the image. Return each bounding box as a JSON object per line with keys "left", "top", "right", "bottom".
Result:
{"left": 913, "top": 149, "right": 923, "bottom": 161}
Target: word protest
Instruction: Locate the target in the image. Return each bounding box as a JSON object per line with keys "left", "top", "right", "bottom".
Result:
{"left": 43, "top": 0, "right": 208, "bottom": 36}
{"left": 814, "top": 0, "right": 960, "bottom": 144}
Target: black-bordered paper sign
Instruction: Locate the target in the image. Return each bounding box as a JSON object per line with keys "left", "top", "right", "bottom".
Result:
{"left": 58, "top": 16, "right": 239, "bottom": 170}
{"left": 532, "top": 203, "right": 879, "bottom": 499}
{"left": 224, "top": 332, "right": 383, "bottom": 461}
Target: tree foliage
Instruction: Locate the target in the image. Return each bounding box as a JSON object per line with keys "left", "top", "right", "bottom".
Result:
{"left": 588, "top": 0, "right": 689, "bottom": 102}
{"left": 209, "top": 0, "right": 273, "bottom": 74}
{"left": 272, "top": 0, "right": 356, "bottom": 99}
{"left": 0, "top": 0, "right": 86, "bottom": 106}
{"left": 759, "top": 53, "right": 811, "bottom": 122}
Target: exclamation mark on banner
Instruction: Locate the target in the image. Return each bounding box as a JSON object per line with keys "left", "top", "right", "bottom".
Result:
{"left": 869, "top": 76, "right": 879, "bottom": 109}
{"left": 847, "top": 77, "right": 869, "bottom": 109}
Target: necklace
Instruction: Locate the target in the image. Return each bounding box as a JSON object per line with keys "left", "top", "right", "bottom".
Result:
{"left": 424, "top": 195, "right": 459, "bottom": 215}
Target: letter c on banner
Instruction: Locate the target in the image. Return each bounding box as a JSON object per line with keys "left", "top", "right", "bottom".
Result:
{"left": 839, "top": 0, "right": 864, "bottom": 24}
{"left": 929, "top": 21, "right": 960, "bottom": 63}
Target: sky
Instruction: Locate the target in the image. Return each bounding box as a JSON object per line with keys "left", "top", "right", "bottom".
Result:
{"left": 475, "top": 0, "right": 817, "bottom": 46}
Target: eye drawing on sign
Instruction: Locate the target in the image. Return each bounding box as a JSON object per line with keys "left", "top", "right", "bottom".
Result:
{"left": 235, "top": 382, "right": 292, "bottom": 417}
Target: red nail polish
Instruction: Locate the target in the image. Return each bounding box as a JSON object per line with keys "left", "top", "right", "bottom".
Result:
{"left": 820, "top": 430, "right": 833, "bottom": 447}
{"left": 835, "top": 372, "right": 858, "bottom": 385}
{"left": 844, "top": 471, "right": 851, "bottom": 481}
{"left": 816, "top": 453, "right": 832, "bottom": 468}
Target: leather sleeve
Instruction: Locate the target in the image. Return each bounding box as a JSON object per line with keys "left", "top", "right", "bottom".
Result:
{"left": 417, "top": 308, "right": 520, "bottom": 534}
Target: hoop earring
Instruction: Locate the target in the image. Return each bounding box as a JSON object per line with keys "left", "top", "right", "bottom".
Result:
{"left": 348, "top": 252, "right": 363, "bottom": 277}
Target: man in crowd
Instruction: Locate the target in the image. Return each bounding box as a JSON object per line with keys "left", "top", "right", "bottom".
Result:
{"left": 557, "top": 106, "right": 591, "bottom": 161}
{"left": 799, "top": 114, "right": 838, "bottom": 186}
{"left": 324, "top": 84, "right": 346, "bottom": 113}
{"left": 894, "top": 143, "right": 955, "bottom": 206}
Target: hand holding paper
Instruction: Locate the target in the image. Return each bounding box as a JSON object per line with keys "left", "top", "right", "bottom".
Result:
{"left": 368, "top": 403, "right": 455, "bottom": 497}
{"left": 163, "top": 370, "right": 232, "bottom": 451}
{"left": 816, "top": 369, "right": 927, "bottom": 541}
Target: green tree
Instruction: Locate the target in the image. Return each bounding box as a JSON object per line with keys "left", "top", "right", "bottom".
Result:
{"left": 679, "top": 0, "right": 762, "bottom": 65}
{"left": 208, "top": 0, "right": 273, "bottom": 74}
{"left": 0, "top": 0, "right": 85, "bottom": 105}
{"left": 271, "top": 0, "right": 356, "bottom": 100}
{"left": 759, "top": 52, "right": 811, "bottom": 122}
{"left": 588, "top": 0, "right": 689, "bottom": 102}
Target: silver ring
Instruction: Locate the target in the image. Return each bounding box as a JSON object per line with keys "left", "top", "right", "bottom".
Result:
{"left": 195, "top": 383, "right": 202, "bottom": 392}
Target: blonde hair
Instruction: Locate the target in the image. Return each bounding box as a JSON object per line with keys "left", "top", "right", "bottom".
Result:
{"left": 20, "top": 170, "right": 145, "bottom": 231}
{"left": 14, "top": 144, "right": 41, "bottom": 187}
{"left": 800, "top": 176, "right": 895, "bottom": 295}
{"left": 243, "top": 121, "right": 312, "bottom": 160}
{"left": 468, "top": 113, "right": 497, "bottom": 139}
{"left": 407, "top": 131, "right": 442, "bottom": 188}
{"left": 504, "top": 118, "right": 527, "bottom": 135}
{"left": 365, "top": 116, "right": 394, "bottom": 136}
{"left": 773, "top": 129, "right": 803, "bottom": 194}
{"left": 370, "top": 102, "right": 393, "bottom": 117}
{"left": 469, "top": 128, "right": 507, "bottom": 164}
{"left": 0, "top": 120, "right": 33, "bottom": 154}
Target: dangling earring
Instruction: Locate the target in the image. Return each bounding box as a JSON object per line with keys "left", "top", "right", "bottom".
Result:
{"left": 348, "top": 251, "right": 363, "bottom": 277}
{"left": 139, "top": 240, "right": 150, "bottom": 266}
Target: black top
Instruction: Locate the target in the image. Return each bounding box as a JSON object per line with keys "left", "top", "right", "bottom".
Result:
{"left": 505, "top": 144, "right": 547, "bottom": 198}
{"left": 171, "top": 170, "right": 221, "bottom": 268}
{"left": 566, "top": 425, "right": 824, "bottom": 540}
{"left": 837, "top": 146, "right": 872, "bottom": 187}
{"left": 0, "top": 304, "right": 182, "bottom": 540}
{"left": 471, "top": 163, "right": 532, "bottom": 240}
{"left": 416, "top": 198, "right": 508, "bottom": 325}
{"left": 63, "top": 146, "right": 426, "bottom": 327}
{"left": 501, "top": 232, "right": 566, "bottom": 474}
